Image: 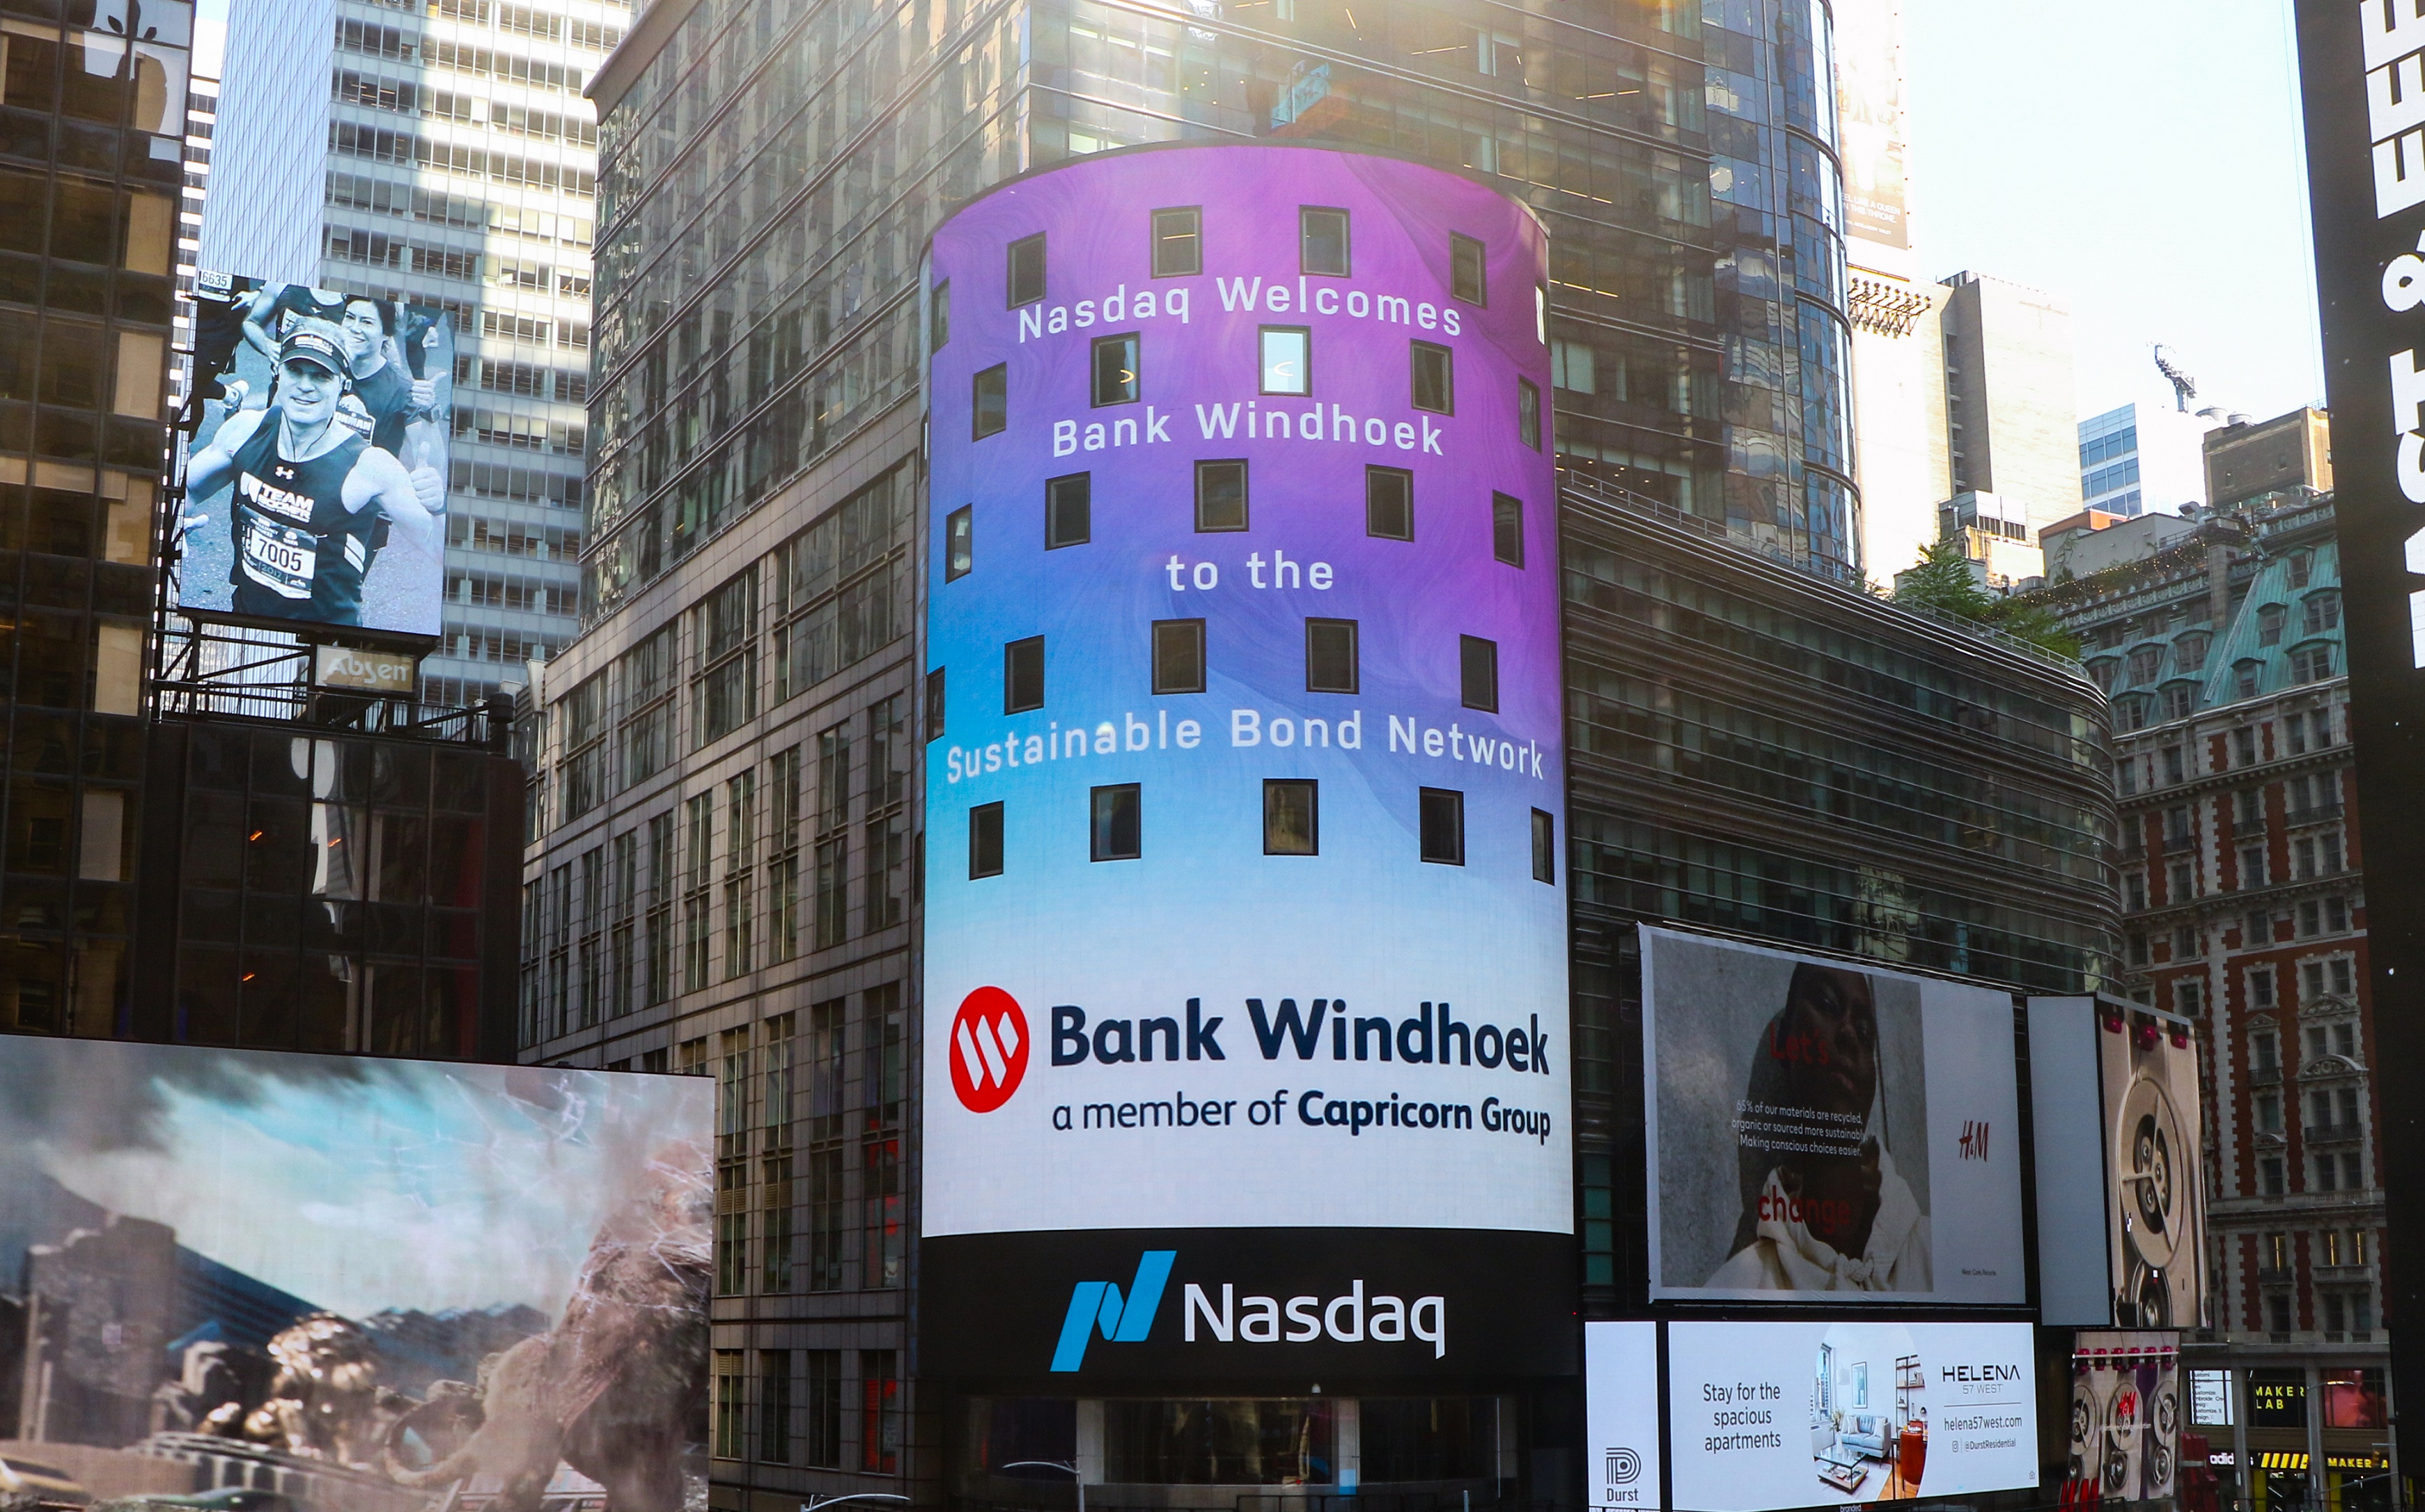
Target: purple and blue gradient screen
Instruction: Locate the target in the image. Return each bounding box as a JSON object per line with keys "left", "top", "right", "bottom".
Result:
{"left": 923, "top": 145, "right": 1570, "bottom": 1240}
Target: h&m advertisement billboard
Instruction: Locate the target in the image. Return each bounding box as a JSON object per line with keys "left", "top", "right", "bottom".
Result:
{"left": 1639, "top": 926, "right": 2027, "bottom": 1306}
{"left": 918, "top": 143, "right": 1571, "bottom": 1380}
{"left": 0, "top": 1036, "right": 709, "bottom": 1511}
{"left": 178, "top": 273, "right": 453, "bottom": 642}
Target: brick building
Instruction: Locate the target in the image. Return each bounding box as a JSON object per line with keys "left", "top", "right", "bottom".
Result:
{"left": 2034, "top": 469, "right": 2390, "bottom": 1512}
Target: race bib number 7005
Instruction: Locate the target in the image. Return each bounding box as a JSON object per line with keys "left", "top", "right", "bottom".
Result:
{"left": 240, "top": 516, "right": 317, "bottom": 599}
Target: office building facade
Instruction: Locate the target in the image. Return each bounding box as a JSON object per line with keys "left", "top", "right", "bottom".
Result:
{"left": 519, "top": 2, "right": 2118, "bottom": 1505}
{"left": 2032, "top": 473, "right": 2389, "bottom": 1512}
{"left": 2077, "top": 398, "right": 2215, "bottom": 520}
{"left": 0, "top": 0, "right": 192, "bottom": 1036}
{"left": 196, "top": 0, "right": 629, "bottom": 704}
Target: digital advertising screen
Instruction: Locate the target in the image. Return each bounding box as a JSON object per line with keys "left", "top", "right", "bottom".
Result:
{"left": 1639, "top": 927, "right": 2025, "bottom": 1306}
{"left": 178, "top": 272, "right": 453, "bottom": 641}
{"left": 2066, "top": 1331, "right": 2181, "bottom": 1503}
{"left": 1584, "top": 1323, "right": 1661, "bottom": 1511}
{"left": 2098, "top": 1001, "right": 2205, "bottom": 1331}
{"left": 1666, "top": 1320, "right": 2038, "bottom": 1511}
{"left": 919, "top": 143, "right": 1570, "bottom": 1380}
{"left": 0, "top": 1036, "right": 709, "bottom": 1511}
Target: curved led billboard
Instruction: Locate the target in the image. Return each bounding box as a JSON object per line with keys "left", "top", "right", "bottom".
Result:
{"left": 921, "top": 144, "right": 1569, "bottom": 1380}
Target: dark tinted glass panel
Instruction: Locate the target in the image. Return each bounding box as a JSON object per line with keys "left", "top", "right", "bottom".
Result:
{"left": 1366, "top": 467, "right": 1412, "bottom": 540}
{"left": 1460, "top": 635, "right": 1498, "bottom": 712}
{"left": 1300, "top": 208, "right": 1348, "bottom": 276}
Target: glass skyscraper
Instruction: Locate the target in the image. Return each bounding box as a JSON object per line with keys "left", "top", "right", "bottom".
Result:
{"left": 0, "top": 0, "right": 191, "bottom": 1036}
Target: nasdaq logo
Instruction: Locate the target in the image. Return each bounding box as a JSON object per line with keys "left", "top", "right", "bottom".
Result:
{"left": 1050, "top": 1251, "right": 1176, "bottom": 1371}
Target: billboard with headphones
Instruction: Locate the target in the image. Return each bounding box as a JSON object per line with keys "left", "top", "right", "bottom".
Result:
{"left": 176, "top": 272, "right": 453, "bottom": 642}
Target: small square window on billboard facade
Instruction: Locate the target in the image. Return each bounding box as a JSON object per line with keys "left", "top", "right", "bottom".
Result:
{"left": 972, "top": 364, "right": 1006, "bottom": 439}
{"left": 1195, "top": 459, "right": 1248, "bottom": 531}
{"left": 1264, "top": 779, "right": 1318, "bottom": 855}
{"left": 1305, "top": 618, "right": 1358, "bottom": 693}
{"left": 1091, "top": 784, "right": 1141, "bottom": 862}
{"left": 1260, "top": 326, "right": 1310, "bottom": 396}
{"left": 1007, "top": 233, "right": 1046, "bottom": 307}
{"left": 1091, "top": 332, "right": 1139, "bottom": 406}
{"left": 1461, "top": 634, "right": 1498, "bottom": 712}
{"left": 1004, "top": 636, "right": 1045, "bottom": 713}
{"left": 1046, "top": 472, "right": 1091, "bottom": 549}
{"left": 1419, "top": 788, "right": 1465, "bottom": 865}
{"left": 1153, "top": 618, "right": 1206, "bottom": 694}
{"left": 1532, "top": 808, "right": 1555, "bottom": 882}
{"left": 1411, "top": 341, "right": 1453, "bottom": 414}
{"left": 1518, "top": 377, "right": 1543, "bottom": 450}
{"left": 945, "top": 505, "right": 973, "bottom": 581}
{"left": 1300, "top": 206, "right": 1349, "bottom": 275}
{"left": 1492, "top": 492, "right": 1524, "bottom": 567}
{"left": 929, "top": 279, "right": 950, "bottom": 350}
{"left": 1367, "top": 466, "right": 1413, "bottom": 540}
{"left": 969, "top": 802, "right": 1004, "bottom": 878}
{"left": 1153, "top": 207, "right": 1201, "bottom": 276}
{"left": 1451, "top": 233, "right": 1486, "bottom": 304}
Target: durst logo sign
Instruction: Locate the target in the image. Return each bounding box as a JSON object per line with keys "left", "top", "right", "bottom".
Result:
{"left": 1050, "top": 1252, "right": 1449, "bottom": 1371}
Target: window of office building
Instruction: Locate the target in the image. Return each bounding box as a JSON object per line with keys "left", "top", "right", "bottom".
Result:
{"left": 1532, "top": 809, "right": 1555, "bottom": 883}
{"left": 1046, "top": 473, "right": 1090, "bottom": 549}
{"left": 1411, "top": 341, "right": 1453, "bottom": 414}
{"left": 1420, "top": 788, "right": 1465, "bottom": 865}
{"left": 1259, "top": 327, "right": 1309, "bottom": 396}
{"left": 1196, "top": 459, "right": 1247, "bottom": 531}
{"left": 973, "top": 363, "right": 1007, "bottom": 438}
{"left": 1153, "top": 619, "right": 1206, "bottom": 694}
{"left": 1300, "top": 206, "right": 1348, "bottom": 275}
{"left": 1518, "top": 378, "right": 1542, "bottom": 449}
{"left": 929, "top": 279, "right": 951, "bottom": 350}
{"left": 1008, "top": 233, "right": 1046, "bottom": 306}
{"left": 969, "top": 802, "right": 1004, "bottom": 879}
{"left": 1451, "top": 232, "right": 1486, "bottom": 304}
{"left": 1091, "top": 784, "right": 1141, "bottom": 862}
{"left": 1091, "top": 332, "right": 1139, "bottom": 406}
{"left": 1492, "top": 492, "right": 1524, "bottom": 566}
{"left": 1153, "top": 207, "right": 1201, "bottom": 276}
{"left": 1306, "top": 618, "right": 1358, "bottom": 694}
{"left": 1460, "top": 635, "right": 1498, "bottom": 711}
{"left": 1004, "top": 637, "right": 1045, "bottom": 712}
{"left": 1367, "top": 466, "right": 1413, "bottom": 540}
{"left": 946, "top": 506, "right": 973, "bottom": 581}
{"left": 1264, "top": 780, "right": 1317, "bottom": 855}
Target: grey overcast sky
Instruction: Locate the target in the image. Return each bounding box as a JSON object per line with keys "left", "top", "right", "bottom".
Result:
{"left": 1901, "top": 0, "right": 2325, "bottom": 426}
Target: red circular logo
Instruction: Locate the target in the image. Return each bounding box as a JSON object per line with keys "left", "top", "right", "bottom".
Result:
{"left": 949, "top": 986, "right": 1030, "bottom": 1113}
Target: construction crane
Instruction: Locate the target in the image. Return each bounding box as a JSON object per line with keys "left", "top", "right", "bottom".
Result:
{"left": 2153, "top": 345, "right": 2197, "bottom": 412}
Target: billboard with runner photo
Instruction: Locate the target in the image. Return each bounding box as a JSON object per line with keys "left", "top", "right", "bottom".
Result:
{"left": 177, "top": 272, "right": 451, "bottom": 641}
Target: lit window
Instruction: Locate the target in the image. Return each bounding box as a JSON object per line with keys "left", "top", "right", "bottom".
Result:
{"left": 1367, "top": 466, "right": 1412, "bottom": 540}
{"left": 944, "top": 506, "right": 972, "bottom": 582}
{"left": 1300, "top": 207, "right": 1348, "bottom": 275}
{"left": 1259, "top": 326, "right": 1311, "bottom": 396}
{"left": 968, "top": 802, "right": 1004, "bottom": 879}
{"left": 1045, "top": 473, "right": 1090, "bottom": 549}
{"left": 1004, "top": 636, "right": 1045, "bottom": 713}
{"left": 1006, "top": 232, "right": 1045, "bottom": 307}
{"left": 1091, "top": 784, "right": 1140, "bottom": 862}
{"left": 1419, "top": 788, "right": 1465, "bottom": 865}
{"left": 1194, "top": 459, "right": 1248, "bottom": 531}
{"left": 1264, "top": 780, "right": 1318, "bottom": 855}
{"left": 1460, "top": 634, "right": 1498, "bottom": 712}
{"left": 1152, "top": 619, "right": 1205, "bottom": 694}
{"left": 1151, "top": 207, "right": 1201, "bottom": 277}
{"left": 1306, "top": 618, "right": 1358, "bottom": 694}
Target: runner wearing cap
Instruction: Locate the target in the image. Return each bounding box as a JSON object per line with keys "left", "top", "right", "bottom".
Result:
{"left": 187, "top": 319, "right": 438, "bottom": 626}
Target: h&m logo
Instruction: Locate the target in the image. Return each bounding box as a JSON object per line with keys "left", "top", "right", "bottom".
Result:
{"left": 1958, "top": 1120, "right": 1993, "bottom": 1160}
{"left": 1051, "top": 1251, "right": 1175, "bottom": 1371}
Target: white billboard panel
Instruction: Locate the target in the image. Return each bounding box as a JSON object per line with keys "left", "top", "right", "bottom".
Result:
{"left": 1667, "top": 1320, "right": 2038, "bottom": 1511}
{"left": 1584, "top": 1322, "right": 1662, "bottom": 1510}
{"left": 1640, "top": 927, "right": 2025, "bottom": 1305}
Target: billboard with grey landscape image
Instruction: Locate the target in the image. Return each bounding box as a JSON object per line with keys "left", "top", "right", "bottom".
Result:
{"left": 1640, "top": 927, "right": 2024, "bottom": 1305}
{"left": 0, "top": 1038, "right": 708, "bottom": 1512}
{"left": 177, "top": 272, "right": 452, "bottom": 641}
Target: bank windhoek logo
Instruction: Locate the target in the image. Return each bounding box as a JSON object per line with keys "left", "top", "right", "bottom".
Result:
{"left": 951, "top": 986, "right": 1029, "bottom": 1112}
